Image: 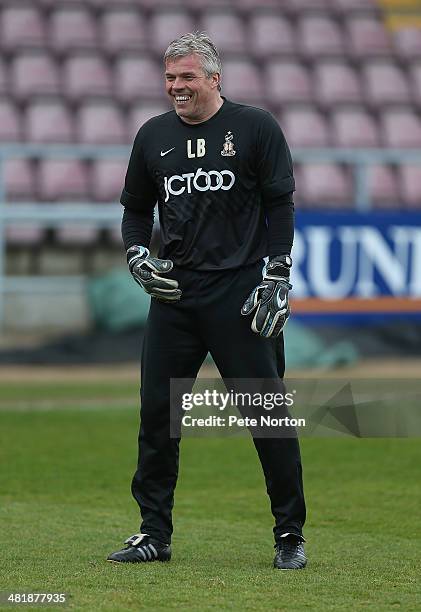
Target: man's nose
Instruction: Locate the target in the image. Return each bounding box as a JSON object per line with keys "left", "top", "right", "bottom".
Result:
{"left": 172, "top": 77, "right": 185, "bottom": 90}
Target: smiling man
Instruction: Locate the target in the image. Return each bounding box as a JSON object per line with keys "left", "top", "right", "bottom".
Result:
{"left": 165, "top": 52, "right": 223, "bottom": 123}
{"left": 107, "top": 32, "right": 307, "bottom": 570}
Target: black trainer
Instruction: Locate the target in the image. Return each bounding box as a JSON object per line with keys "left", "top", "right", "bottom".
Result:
{"left": 107, "top": 533, "right": 171, "bottom": 563}
{"left": 273, "top": 534, "right": 307, "bottom": 570}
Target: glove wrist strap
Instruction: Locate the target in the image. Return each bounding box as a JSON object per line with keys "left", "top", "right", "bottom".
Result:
{"left": 264, "top": 254, "right": 292, "bottom": 281}
{"left": 127, "top": 245, "right": 150, "bottom": 270}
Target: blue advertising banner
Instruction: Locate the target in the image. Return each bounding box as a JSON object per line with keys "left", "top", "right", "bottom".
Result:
{"left": 291, "top": 211, "right": 421, "bottom": 322}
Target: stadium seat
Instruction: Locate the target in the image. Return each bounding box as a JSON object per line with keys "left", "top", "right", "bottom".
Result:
{"left": 314, "top": 61, "right": 363, "bottom": 108}
{"left": 3, "top": 159, "right": 36, "bottom": 201}
{"left": 331, "top": 107, "right": 380, "bottom": 147}
{"left": 108, "top": 224, "right": 126, "bottom": 246}
{"left": 25, "top": 100, "right": 75, "bottom": 143}
{"left": 6, "top": 224, "right": 44, "bottom": 246}
{"left": 394, "top": 27, "right": 421, "bottom": 59}
{"left": 299, "top": 163, "right": 353, "bottom": 207}
{"left": 88, "top": 0, "right": 155, "bottom": 6}
{"left": 283, "top": 0, "right": 332, "bottom": 13}
{"left": 200, "top": 11, "right": 246, "bottom": 54}
{"left": 248, "top": 13, "right": 295, "bottom": 58}
{"left": 347, "top": 16, "right": 392, "bottom": 57}
{"left": 232, "top": 0, "right": 282, "bottom": 12}
{"left": 76, "top": 102, "right": 126, "bottom": 144}
{"left": 410, "top": 62, "right": 421, "bottom": 108}
{"left": 381, "top": 109, "right": 421, "bottom": 147}
{"left": 50, "top": 7, "right": 98, "bottom": 53}
{"left": 91, "top": 160, "right": 127, "bottom": 202}
{"left": 281, "top": 108, "right": 330, "bottom": 148}
{"left": 220, "top": 59, "right": 263, "bottom": 104}
{"left": 63, "top": 54, "right": 113, "bottom": 101}
{"left": 10, "top": 53, "right": 60, "bottom": 101}
{"left": 363, "top": 61, "right": 412, "bottom": 108}
{"left": 265, "top": 61, "right": 312, "bottom": 105}
{"left": 55, "top": 226, "right": 99, "bottom": 245}
{"left": 0, "top": 6, "right": 46, "bottom": 51}
{"left": 124, "top": 0, "right": 185, "bottom": 8}
{"left": 100, "top": 8, "right": 146, "bottom": 55}
{"left": 330, "top": 0, "right": 378, "bottom": 12}
{"left": 40, "top": 0, "right": 100, "bottom": 6}
{"left": 188, "top": 0, "right": 245, "bottom": 8}
{"left": 115, "top": 55, "right": 163, "bottom": 103}
{"left": 369, "top": 164, "right": 400, "bottom": 208}
{"left": 399, "top": 164, "right": 421, "bottom": 208}
{"left": 149, "top": 11, "right": 196, "bottom": 55}
{"left": 297, "top": 16, "right": 344, "bottom": 58}
{"left": 0, "top": 59, "right": 7, "bottom": 95}
{"left": 128, "top": 102, "right": 171, "bottom": 140}
{"left": 0, "top": 100, "right": 21, "bottom": 142}
{"left": 38, "top": 159, "right": 90, "bottom": 201}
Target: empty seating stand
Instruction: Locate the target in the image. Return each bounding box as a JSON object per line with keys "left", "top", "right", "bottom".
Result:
{"left": 63, "top": 53, "right": 113, "bottom": 101}
{"left": 200, "top": 11, "right": 246, "bottom": 54}
{"left": 50, "top": 7, "right": 98, "bottom": 54}
{"left": 0, "top": 6, "right": 46, "bottom": 52}
{"left": 249, "top": 13, "right": 296, "bottom": 58}
{"left": 381, "top": 108, "right": 421, "bottom": 147}
{"left": 100, "top": 8, "right": 147, "bottom": 56}
{"left": 297, "top": 163, "right": 354, "bottom": 208}
{"left": 265, "top": 61, "right": 312, "bottom": 105}
{"left": 25, "top": 100, "right": 75, "bottom": 143}
{"left": 76, "top": 102, "right": 127, "bottom": 144}
{"left": 10, "top": 52, "right": 60, "bottom": 101}
{"left": 114, "top": 55, "right": 163, "bottom": 103}
{"left": 314, "top": 61, "right": 363, "bottom": 108}
{"left": 0, "top": 0, "right": 420, "bottom": 251}
{"left": 38, "top": 159, "right": 90, "bottom": 202}
{"left": 297, "top": 15, "right": 345, "bottom": 58}
{"left": 331, "top": 107, "right": 381, "bottom": 147}
{"left": 282, "top": 108, "right": 331, "bottom": 148}
{"left": 220, "top": 59, "right": 263, "bottom": 104}
{"left": 399, "top": 164, "right": 421, "bottom": 208}
{"left": 0, "top": 99, "right": 21, "bottom": 142}
{"left": 363, "top": 60, "right": 412, "bottom": 108}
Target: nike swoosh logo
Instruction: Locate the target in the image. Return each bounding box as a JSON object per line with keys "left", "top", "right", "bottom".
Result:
{"left": 160, "top": 147, "right": 175, "bottom": 157}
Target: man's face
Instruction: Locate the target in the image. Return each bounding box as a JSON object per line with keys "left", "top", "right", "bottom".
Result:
{"left": 165, "top": 54, "right": 220, "bottom": 123}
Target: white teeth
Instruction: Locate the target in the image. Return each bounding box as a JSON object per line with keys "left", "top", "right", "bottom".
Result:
{"left": 175, "top": 95, "right": 190, "bottom": 101}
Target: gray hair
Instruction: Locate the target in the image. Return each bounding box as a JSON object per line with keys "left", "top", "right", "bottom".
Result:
{"left": 164, "top": 32, "right": 222, "bottom": 90}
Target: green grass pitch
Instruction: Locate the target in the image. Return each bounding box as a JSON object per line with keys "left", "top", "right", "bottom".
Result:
{"left": 0, "top": 379, "right": 420, "bottom": 611}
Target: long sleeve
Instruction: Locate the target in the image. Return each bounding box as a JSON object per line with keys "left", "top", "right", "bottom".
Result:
{"left": 255, "top": 112, "right": 295, "bottom": 257}
{"left": 121, "top": 206, "right": 154, "bottom": 250}
{"left": 256, "top": 112, "right": 295, "bottom": 206}
{"left": 120, "top": 126, "right": 158, "bottom": 250}
{"left": 265, "top": 192, "right": 294, "bottom": 257}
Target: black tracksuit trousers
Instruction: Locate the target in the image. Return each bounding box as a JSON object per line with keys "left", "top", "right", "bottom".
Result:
{"left": 131, "top": 261, "right": 306, "bottom": 544}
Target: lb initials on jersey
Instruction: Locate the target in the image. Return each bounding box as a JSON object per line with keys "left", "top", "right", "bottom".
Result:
{"left": 187, "top": 139, "right": 206, "bottom": 158}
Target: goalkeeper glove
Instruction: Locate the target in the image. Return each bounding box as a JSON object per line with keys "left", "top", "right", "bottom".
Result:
{"left": 241, "top": 255, "right": 292, "bottom": 338}
{"left": 126, "top": 245, "right": 181, "bottom": 302}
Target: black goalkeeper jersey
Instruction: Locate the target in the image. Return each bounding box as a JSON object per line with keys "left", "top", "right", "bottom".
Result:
{"left": 121, "top": 98, "right": 295, "bottom": 271}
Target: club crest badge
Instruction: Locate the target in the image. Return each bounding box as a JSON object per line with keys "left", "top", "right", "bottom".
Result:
{"left": 221, "top": 131, "right": 236, "bottom": 157}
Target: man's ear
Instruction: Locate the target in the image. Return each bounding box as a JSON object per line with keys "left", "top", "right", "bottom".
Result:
{"left": 211, "top": 72, "right": 221, "bottom": 89}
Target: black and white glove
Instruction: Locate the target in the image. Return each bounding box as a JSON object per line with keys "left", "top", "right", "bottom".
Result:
{"left": 241, "top": 255, "right": 292, "bottom": 338}
{"left": 126, "top": 245, "right": 181, "bottom": 302}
